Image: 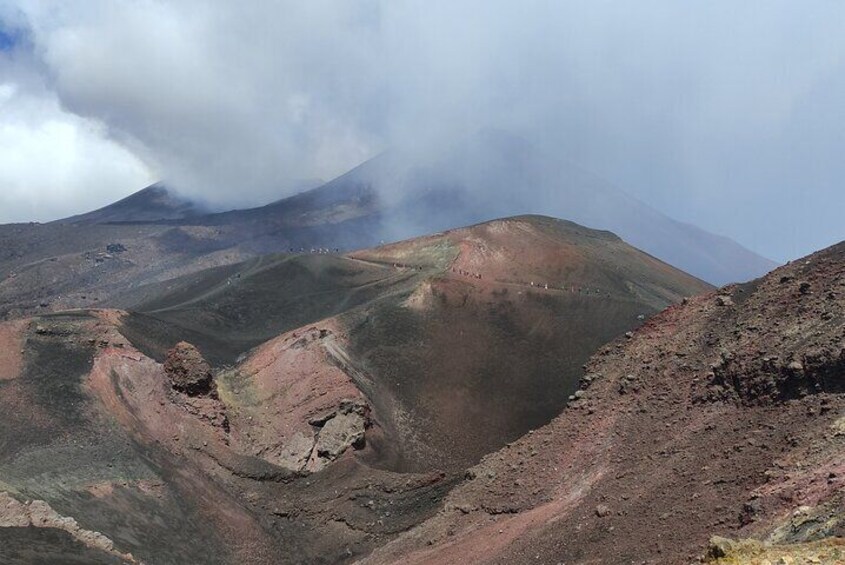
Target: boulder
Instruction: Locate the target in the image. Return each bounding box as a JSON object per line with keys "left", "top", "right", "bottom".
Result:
{"left": 306, "top": 400, "right": 369, "bottom": 472}
{"left": 163, "top": 341, "right": 213, "bottom": 396}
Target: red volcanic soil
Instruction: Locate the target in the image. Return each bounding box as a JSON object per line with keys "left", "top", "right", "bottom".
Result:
{"left": 355, "top": 215, "right": 707, "bottom": 310}
{"left": 0, "top": 216, "right": 714, "bottom": 563}
{"left": 362, "top": 242, "right": 845, "bottom": 564}
{"left": 0, "top": 319, "right": 27, "bottom": 381}
{"left": 341, "top": 216, "right": 710, "bottom": 472}
{"left": 85, "top": 338, "right": 287, "bottom": 563}
{"left": 1, "top": 309, "right": 456, "bottom": 563}
{"left": 218, "top": 322, "right": 371, "bottom": 473}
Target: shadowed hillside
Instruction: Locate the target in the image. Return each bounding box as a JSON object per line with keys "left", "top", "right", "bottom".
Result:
{"left": 55, "top": 183, "right": 210, "bottom": 224}
{"left": 360, "top": 239, "right": 845, "bottom": 565}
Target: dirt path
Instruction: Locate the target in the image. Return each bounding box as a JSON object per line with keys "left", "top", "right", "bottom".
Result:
{"left": 0, "top": 319, "right": 27, "bottom": 381}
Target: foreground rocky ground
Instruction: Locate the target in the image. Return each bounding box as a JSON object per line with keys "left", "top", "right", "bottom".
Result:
{"left": 706, "top": 535, "right": 845, "bottom": 564}
{"left": 0, "top": 217, "right": 710, "bottom": 564}
{"left": 4, "top": 212, "right": 842, "bottom": 564}
{"left": 361, "top": 242, "right": 845, "bottom": 564}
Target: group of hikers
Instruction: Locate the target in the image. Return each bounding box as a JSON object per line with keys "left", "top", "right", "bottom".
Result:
{"left": 452, "top": 267, "right": 482, "bottom": 279}
{"left": 448, "top": 267, "right": 612, "bottom": 298}
{"left": 529, "top": 280, "right": 612, "bottom": 297}
{"left": 393, "top": 262, "right": 424, "bottom": 271}
{"left": 329, "top": 249, "right": 614, "bottom": 299}
{"left": 288, "top": 247, "right": 341, "bottom": 254}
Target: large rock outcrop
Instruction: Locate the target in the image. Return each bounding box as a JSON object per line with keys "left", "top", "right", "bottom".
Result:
{"left": 163, "top": 341, "right": 214, "bottom": 395}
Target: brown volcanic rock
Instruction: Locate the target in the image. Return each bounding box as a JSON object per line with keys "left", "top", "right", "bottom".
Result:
{"left": 363, "top": 242, "right": 845, "bottom": 564}
{"left": 343, "top": 216, "right": 712, "bottom": 472}
{"left": 163, "top": 341, "right": 213, "bottom": 395}
{"left": 84, "top": 312, "right": 453, "bottom": 562}
{"left": 355, "top": 215, "right": 710, "bottom": 311}
{"left": 0, "top": 217, "right": 715, "bottom": 564}
{"left": 307, "top": 399, "right": 369, "bottom": 472}
{"left": 0, "top": 492, "right": 137, "bottom": 563}
{"left": 112, "top": 215, "right": 711, "bottom": 474}
{"left": 0, "top": 311, "right": 285, "bottom": 564}
{"left": 0, "top": 319, "right": 27, "bottom": 381}
{"left": 217, "top": 324, "right": 372, "bottom": 473}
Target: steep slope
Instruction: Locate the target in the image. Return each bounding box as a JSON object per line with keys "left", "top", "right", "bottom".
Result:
{"left": 0, "top": 209, "right": 377, "bottom": 323}
{"left": 363, "top": 240, "right": 845, "bottom": 564}
{"left": 55, "top": 183, "right": 209, "bottom": 224}
{"left": 0, "top": 217, "right": 710, "bottom": 563}
{"left": 0, "top": 131, "right": 771, "bottom": 322}
{"left": 114, "top": 215, "right": 711, "bottom": 472}
{"left": 0, "top": 220, "right": 253, "bottom": 320}
{"left": 247, "top": 130, "right": 775, "bottom": 285}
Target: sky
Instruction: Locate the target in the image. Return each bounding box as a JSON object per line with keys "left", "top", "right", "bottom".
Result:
{"left": 0, "top": 1, "right": 843, "bottom": 262}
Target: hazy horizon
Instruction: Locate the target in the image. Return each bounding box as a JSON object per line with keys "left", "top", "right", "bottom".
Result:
{"left": 1, "top": 1, "right": 844, "bottom": 262}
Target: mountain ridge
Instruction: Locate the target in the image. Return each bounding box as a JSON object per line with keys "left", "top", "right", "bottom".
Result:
{"left": 47, "top": 131, "right": 775, "bottom": 286}
{"left": 54, "top": 183, "right": 210, "bottom": 224}
{"left": 360, "top": 238, "right": 845, "bottom": 564}
{"left": 0, "top": 214, "right": 712, "bottom": 563}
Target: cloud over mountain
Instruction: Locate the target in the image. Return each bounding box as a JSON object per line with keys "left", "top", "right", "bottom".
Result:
{"left": 1, "top": 1, "right": 844, "bottom": 260}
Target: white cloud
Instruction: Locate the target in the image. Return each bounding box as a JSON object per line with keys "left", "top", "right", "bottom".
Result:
{"left": 0, "top": 1, "right": 843, "bottom": 259}
{"left": 0, "top": 72, "right": 154, "bottom": 222}
{"left": 13, "top": 0, "right": 382, "bottom": 207}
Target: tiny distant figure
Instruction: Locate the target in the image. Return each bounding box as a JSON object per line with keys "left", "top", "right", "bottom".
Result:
{"left": 544, "top": 283, "right": 548, "bottom": 290}
{"left": 530, "top": 281, "right": 534, "bottom": 286}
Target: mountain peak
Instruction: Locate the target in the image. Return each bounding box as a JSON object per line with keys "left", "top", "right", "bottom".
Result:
{"left": 55, "top": 183, "right": 208, "bottom": 224}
